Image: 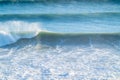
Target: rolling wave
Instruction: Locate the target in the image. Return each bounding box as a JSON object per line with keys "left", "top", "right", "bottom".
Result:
{"left": 1, "top": 31, "right": 120, "bottom": 49}
{"left": 1, "top": 12, "right": 120, "bottom": 17}
{"left": 0, "top": 1, "right": 120, "bottom": 48}
{"left": 0, "top": 11, "right": 119, "bottom": 47}
{"left": 0, "top": 12, "right": 120, "bottom": 21}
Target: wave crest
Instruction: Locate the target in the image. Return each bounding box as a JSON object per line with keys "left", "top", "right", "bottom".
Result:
{"left": 0, "top": 21, "right": 41, "bottom": 47}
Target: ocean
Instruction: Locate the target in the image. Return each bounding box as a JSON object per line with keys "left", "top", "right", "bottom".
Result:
{"left": 0, "top": 0, "right": 120, "bottom": 80}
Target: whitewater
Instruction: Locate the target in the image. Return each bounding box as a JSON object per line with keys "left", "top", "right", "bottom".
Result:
{"left": 0, "top": 0, "right": 120, "bottom": 80}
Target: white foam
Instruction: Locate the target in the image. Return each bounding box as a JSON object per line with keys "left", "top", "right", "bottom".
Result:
{"left": 0, "top": 21, "right": 41, "bottom": 47}
{"left": 0, "top": 31, "right": 15, "bottom": 46}
{"left": 0, "top": 46, "right": 120, "bottom": 80}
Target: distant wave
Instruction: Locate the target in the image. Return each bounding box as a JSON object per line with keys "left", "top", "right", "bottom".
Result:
{"left": 0, "top": 0, "right": 119, "bottom": 3}
{"left": 1, "top": 12, "right": 120, "bottom": 16}
{"left": 0, "top": 12, "right": 120, "bottom": 21}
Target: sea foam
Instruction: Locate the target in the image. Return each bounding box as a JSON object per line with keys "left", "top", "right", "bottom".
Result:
{"left": 0, "top": 21, "right": 41, "bottom": 47}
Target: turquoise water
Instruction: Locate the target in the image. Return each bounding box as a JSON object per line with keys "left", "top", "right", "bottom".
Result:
{"left": 0, "top": 2, "right": 120, "bottom": 14}
{"left": 0, "top": 0, "right": 120, "bottom": 80}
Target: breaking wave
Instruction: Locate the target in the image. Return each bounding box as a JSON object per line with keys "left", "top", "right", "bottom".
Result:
{"left": 1, "top": 31, "right": 120, "bottom": 50}
{"left": 0, "top": 21, "right": 41, "bottom": 47}
{"left": 0, "top": 19, "right": 120, "bottom": 49}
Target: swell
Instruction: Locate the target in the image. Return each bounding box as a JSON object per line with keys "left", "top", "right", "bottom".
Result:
{"left": 0, "top": 12, "right": 120, "bottom": 21}
{"left": 2, "top": 32, "right": 120, "bottom": 49}
{"left": 1, "top": 12, "right": 120, "bottom": 16}
{"left": 0, "top": 0, "right": 119, "bottom": 3}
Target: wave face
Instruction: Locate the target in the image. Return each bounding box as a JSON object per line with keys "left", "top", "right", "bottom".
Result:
{"left": 3, "top": 32, "right": 120, "bottom": 49}
{"left": 0, "top": 0, "right": 120, "bottom": 80}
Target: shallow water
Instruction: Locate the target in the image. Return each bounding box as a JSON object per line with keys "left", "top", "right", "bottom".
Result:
{"left": 0, "top": 44, "right": 120, "bottom": 80}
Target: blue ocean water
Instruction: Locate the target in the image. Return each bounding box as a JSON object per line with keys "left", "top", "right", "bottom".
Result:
{"left": 0, "top": 0, "right": 120, "bottom": 80}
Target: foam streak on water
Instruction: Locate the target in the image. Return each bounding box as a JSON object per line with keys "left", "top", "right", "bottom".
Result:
{"left": 0, "top": 45, "right": 120, "bottom": 80}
